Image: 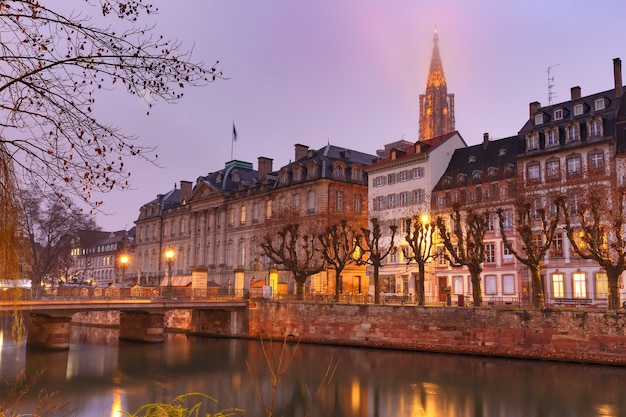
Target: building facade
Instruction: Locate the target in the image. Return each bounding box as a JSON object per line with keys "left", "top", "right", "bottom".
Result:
{"left": 133, "top": 144, "right": 377, "bottom": 296}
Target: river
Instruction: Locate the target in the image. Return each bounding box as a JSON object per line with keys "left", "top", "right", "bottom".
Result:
{"left": 1, "top": 321, "right": 625, "bottom": 417}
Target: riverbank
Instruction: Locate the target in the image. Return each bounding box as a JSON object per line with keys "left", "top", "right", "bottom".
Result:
{"left": 73, "top": 300, "right": 626, "bottom": 366}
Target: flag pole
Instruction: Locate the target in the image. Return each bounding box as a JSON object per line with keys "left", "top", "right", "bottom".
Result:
{"left": 231, "top": 121, "right": 236, "bottom": 161}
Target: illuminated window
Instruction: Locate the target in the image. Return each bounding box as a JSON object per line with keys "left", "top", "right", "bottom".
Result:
{"left": 239, "top": 205, "right": 246, "bottom": 225}
{"left": 573, "top": 272, "right": 587, "bottom": 298}
{"left": 552, "top": 273, "right": 565, "bottom": 298}
{"left": 266, "top": 200, "right": 273, "bottom": 219}
{"left": 595, "top": 272, "right": 608, "bottom": 298}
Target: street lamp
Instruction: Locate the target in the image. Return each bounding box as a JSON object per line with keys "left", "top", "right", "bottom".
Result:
{"left": 165, "top": 249, "right": 174, "bottom": 297}
{"left": 120, "top": 254, "right": 129, "bottom": 292}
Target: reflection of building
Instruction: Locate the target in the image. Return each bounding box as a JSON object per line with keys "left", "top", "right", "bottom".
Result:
{"left": 70, "top": 228, "right": 135, "bottom": 287}
{"left": 133, "top": 144, "right": 377, "bottom": 296}
{"left": 419, "top": 29, "right": 455, "bottom": 141}
{"left": 516, "top": 58, "right": 626, "bottom": 306}
{"left": 365, "top": 132, "right": 466, "bottom": 296}
{"left": 432, "top": 134, "right": 521, "bottom": 305}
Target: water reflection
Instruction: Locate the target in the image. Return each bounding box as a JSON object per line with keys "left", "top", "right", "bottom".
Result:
{"left": 0, "top": 322, "right": 626, "bottom": 417}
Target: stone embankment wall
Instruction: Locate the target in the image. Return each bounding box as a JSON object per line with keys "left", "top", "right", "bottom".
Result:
{"left": 247, "top": 301, "right": 626, "bottom": 366}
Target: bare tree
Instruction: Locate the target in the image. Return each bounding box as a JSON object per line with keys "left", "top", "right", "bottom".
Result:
{"left": 497, "top": 197, "right": 560, "bottom": 309}
{"left": 436, "top": 204, "right": 488, "bottom": 307}
{"left": 357, "top": 217, "right": 397, "bottom": 305}
{"left": 261, "top": 222, "right": 326, "bottom": 300}
{"left": 0, "top": 1, "right": 221, "bottom": 208}
{"left": 21, "top": 188, "right": 98, "bottom": 293}
{"left": 404, "top": 214, "right": 436, "bottom": 306}
{"left": 318, "top": 219, "right": 360, "bottom": 299}
{"left": 562, "top": 185, "right": 626, "bottom": 310}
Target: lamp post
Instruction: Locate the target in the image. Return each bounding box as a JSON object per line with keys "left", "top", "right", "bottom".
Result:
{"left": 165, "top": 249, "right": 174, "bottom": 297}
{"left": 120, "top": 254, "right": 129, "bottom": 293}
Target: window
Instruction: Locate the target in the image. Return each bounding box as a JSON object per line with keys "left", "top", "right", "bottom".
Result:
{"left": 400, "top": 171, "right": 409, "bottom": 182}
{"left": 388, "top": 194, "right": 396, "bottom": 208}
{"left": 352, "top": 167, "right": 362, "bottom": 182}
{"left": 588, "top": 119, "right": 602, "bottom": 137}
{"left": 293, "top": 167, "right": 303, "bottom": 181}
{"left": 566, "top": 124, "right": 580, "bottom": 142}
{"left": 486, "top": 214, "right": 495, "bottom": 232}
{"left": 552, "top": 273, "right": 565, "bottom": 298}
{"left": 569, "top": 193, "right": 581, "bottom": 215}
{"left": 468, "top": 190, "right": 476, "bottom": 203}
{"left": 546, "top": 128, "right": 559, "bottom": 146}
{"left": 437, "top": 195, "right": 445, "bottom": 208}
{"left": 237, "top": 240, "right": 245, "bottom": 268}
{"left": 414, "top": 189, "right": 425, "bottom": 204}
{"left": 546, "top": 159, "right": 560, "bottom": 179}
{"left": 468, "top": 155, "right": 477, "bottom": 163}
{"left": 228, "top": 207, "right": 235, "bottom": 227}
{"left": 483, "top": 187, "right": 491, "bottom": 202}
{"left": 551, "top": 232, "right": 563, "bottom": 258}
{"left": 502, "top": 242, "right": 514, "bottom": 263}
{"left": 333, "top": 165, "right": 344, "bottom": 178}
{"left": 336, "top": 191, "right": 344, "bottom": 212}
{"left": 307, "top": 191, "right": 315, "bottom": 213}
{"left": 595, "top": 272, "right": 608, "bottom": 298}
{"left": 400, "top": 192, "right": 409, "bottom": 205}
{"left": 485, "top": 275, "right": 497, "bottom": 295}
{"left": 307, "top": 164, "right": 318, "bottom": 178}
{"left": 293, "top": 193, "right": 301, "bottom": 211}
{"left": 266, "top": 200, "right": 273, "bottom": 219}
{"left": 589, "top": 152, "right": 604, "bottom": 170}
{"left": 484, "top": 243, "right": 496, "bottom": 263}
{"left": 573, "top": 272, "right": 587, "bottom": 298}
{"left": 503, "top": 275, "right": 515, "bottom": 295}
{"left": 554, "top": 109, "right": 563, "bottom": 120}
{"left": 527, "top": 133, "right": 540, "bottom": 151}
{"left": 279, "top": 171, "right": 289, "bottom": 184}
{"left": 387, "top": 174, "right": 396, "bottom": 185}
{"left": 453, "top": 276, "right": 464, "bottom": 295}
{"left": 374, "top": 176, "right": 385, "bottom": 187}
{"left": 413, "top": 167, "right": 424, "bottom": 179}
{"left": 279, "top": 196, "right": 286, "bottom": 211}
{"left": 594, "top": 98, "right": 605, "bottom": 111}
{"left": 501, "top": 211, "right": 513, "bottom": 230}
{"left": 354, "top": 194, "right": 362, "bottom": 214}
{"left": 527, "top": 163, "right": 540, "bottom": 181}
{"left": 567, "top": 155, "right": 581, "bottom": 176}
{"left": 573, "top": 103, "right": 584, "bottom": 116}
{"left": 534, "top": 113, "right": 544, "bottom": 125}
{"left": 252, "top": 203, "right": 259, "bottom": 223}
{"left": 239, "top": 205, "right": 246, "bottom": 225}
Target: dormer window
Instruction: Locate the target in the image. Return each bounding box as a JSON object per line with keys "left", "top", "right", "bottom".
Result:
{"left": 534, "top": 113, "right": 544, "bottom": 125}
{"left": 333, "top": 164, "right": 345, "bottom": 179}
{"left": 293, "top": 167, "right": 303, "bottom": 181}
{"left": 487, "top": 167, "right": 498, "bottom": 176}
{"left": 468, "top": 155, "right": 476, "bottom": 163}
{"left": 588, "top": 118, "right": 603, "bottom": 137}
{"left": 546, "top": 128, "right": 559, "bottom": 147}
{"left": 215, "top": 172, "right": 223, "bottom": 183}
{"left": 573, "top": 103, "right": 584, "bottom": 116}
{"left": 231, "top": 171, "right": 240, "bottom": 182}
{"left": 498, "top": 148, "right": 507, "bottom": 156}
{"left": 472, "top": 170, "right": 482, "bottom": 180}
{"left": 307, "top": 163, "right": 318, "bottom": 178}
{"left": 526, "top": 132, "right": 539, "bottom": 151}
{"left": 566, "top": 123, "right": 580, "bottom": 142}
{"left": 554, "top": 109, "right": 563, "bottom": 120}
{"left": 279, "top": 171, "right": 289, "bottom": 184}
{"left": 352, "top": 167, "right": 362, "bottom": 182}
{"left": 594, "top": 98, "right": 605, "bottom": 111}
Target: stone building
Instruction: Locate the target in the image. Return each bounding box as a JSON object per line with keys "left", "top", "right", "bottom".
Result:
{"left": 516, "top": 58, "right": 626, "bottom": 306}
{"left": 432, "top": 134, "right": 521, "bottom": 305}
{"left": 133, "top": 143, "right": 377, "bottom": 296}
{"left": 365, "top": 131, "right": 466, "bottom": 297}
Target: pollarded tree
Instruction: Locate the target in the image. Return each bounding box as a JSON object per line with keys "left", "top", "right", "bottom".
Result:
{"left": 0, "top": 1, "right": 221, "bottom": 208}
{"left": 562, "top": 185, "right": 626, "bottom": 310}
{"left": 357, "top": 217, "right": 397, "bottom": 305}
{"left": 318, "top": 219, "right": 361, "bottom": 298}
{"left": 497, "top": 197, "right": 560, "bottom": 309}
{"left": 404, "top": 214, "right": 436, "bottom": 306}
{"left": 261, "top": 222, "right": 326, "bottom": 300}
{"left": 436, "top": 204, "right": 488, "bottom": 307}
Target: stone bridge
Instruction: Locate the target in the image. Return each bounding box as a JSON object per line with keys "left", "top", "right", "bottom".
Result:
{"left": 2, "top": 299, "right": 249, "bottom": 350}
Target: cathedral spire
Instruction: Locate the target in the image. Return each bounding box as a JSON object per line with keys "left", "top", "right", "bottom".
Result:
{"left": 419, "top": 28, "right": 455, "bottom": 141}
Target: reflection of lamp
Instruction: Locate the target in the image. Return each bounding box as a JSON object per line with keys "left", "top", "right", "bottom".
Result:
{"left": 165, "top": 249, "right": 174, "bottom": 297}
{"left": 120, "top": 254, "right": 129, "bottom": 292}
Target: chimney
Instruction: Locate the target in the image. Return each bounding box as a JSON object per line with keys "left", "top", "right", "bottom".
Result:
{"left": 614, "top": 58, "right": 623, "bottom": 98}
{"left": 180, "top": 180, "right": 192, "bottom": 203}
{"left": 257, "top": 156, "right": 273, "bottom": 180}
{"left": 529, "top": 101, "right": 540, "bottom": 118}
{"left": 294, "top": 144, "right": 309, "bottom": 161}
{"left": 482, "top": 132, "right": 489, "bottom": 150}
{"left": 571, "top": 86, "right": 581, "bottom": 100}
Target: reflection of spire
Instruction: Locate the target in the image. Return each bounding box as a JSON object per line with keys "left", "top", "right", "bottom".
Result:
{"left": 419, "top": 28, "right": 455, "bottom": 141}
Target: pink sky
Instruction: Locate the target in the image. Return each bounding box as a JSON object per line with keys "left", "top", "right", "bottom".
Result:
{"left": 87, "top": 0, "right": 626, "bottom": 231}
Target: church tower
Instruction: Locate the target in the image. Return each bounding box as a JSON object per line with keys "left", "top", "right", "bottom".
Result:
{"left": 418, "top": 29, "right": 455, "bottom": 141}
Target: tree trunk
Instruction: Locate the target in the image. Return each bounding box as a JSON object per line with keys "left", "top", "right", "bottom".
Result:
{"left": 335, "top": 267, "right": 342, "bottom": 298}
{"left": 295, "top": 276, "right": 306, "bottom": 300}
{"left": 415, "top": 262, "right": 426, "bottom": 306}
{"left": 373, "top": 266, "right": 381, "bottom": 304}
{"left": 469, "top": 268, "right": 482, "bottom": 307}
{"left": 606, "top": 269, "right": 622, "bottom": 310}
{"left": 529, "top": 265, "right": 545, "bottom": 309}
